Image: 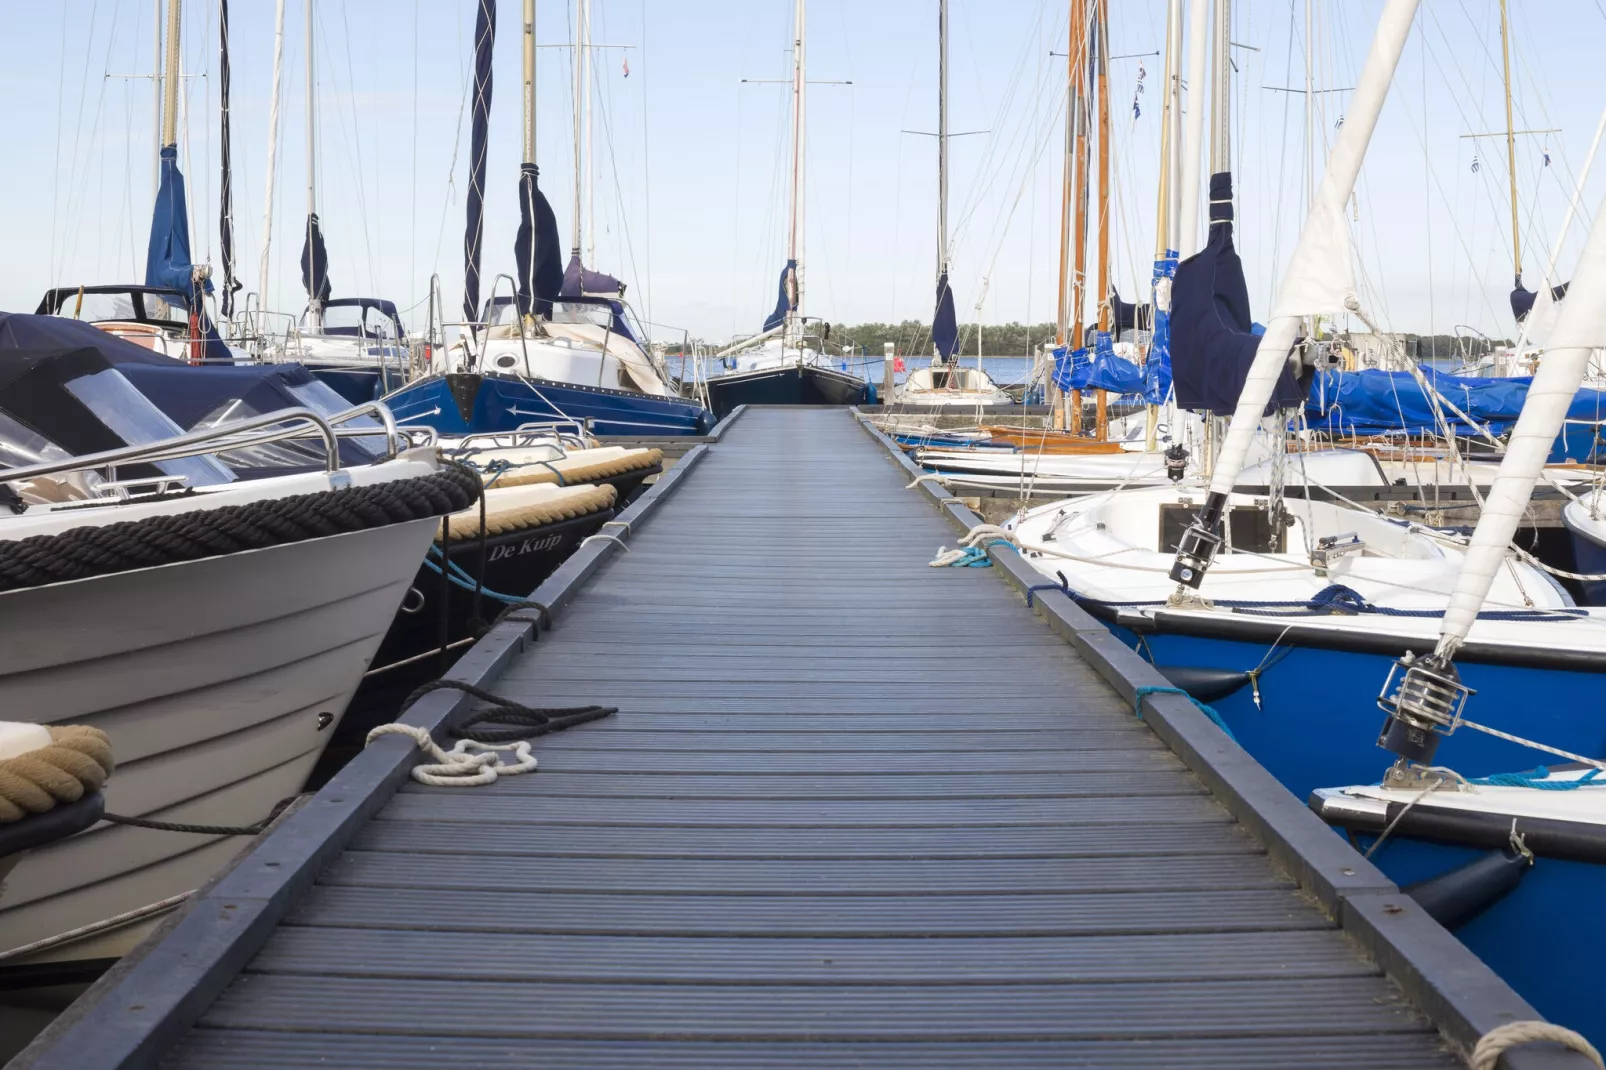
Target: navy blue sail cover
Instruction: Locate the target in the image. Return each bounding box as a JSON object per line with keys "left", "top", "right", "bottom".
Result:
{"left": 218, "top": 0, "right": 241, "bottom": 318}
{"left": 1510, "top": 280, "right": 1569, "bottom": 322}
{"left": 560, "top": 254, "right": 625, "bottom": 298}
{"left": 515, "top": 163, "right": 563, "bottom": 317}
{"left": 463, "top": 0, "right": 495, "bottom": 323}
{"left": 1109, "top": 289, "right": 1147, "bottom": 334}
{"left": 300, "top": 213, "right": 332, "bottom": 304}
{"left": 145, "top": 146, "right": 212, "bottom": 303}
{"left": 762, "top": 259, "right": 799, "bottom": 333}
{"left": 1170, "top": 172, "right": 1304, "bottom": 416}
{"left": 932, "top": 272, "right": 960, "bottom": 360}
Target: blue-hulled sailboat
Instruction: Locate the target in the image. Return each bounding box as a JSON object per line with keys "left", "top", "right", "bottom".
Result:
{"left": 383, "top": 0, "right": 711, "bottom": 439}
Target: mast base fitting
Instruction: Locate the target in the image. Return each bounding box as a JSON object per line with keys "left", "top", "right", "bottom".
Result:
{"left": 1375, "top": 651, "right": 1474, "bottom": 765}
{"left": 1168, "top": 521, "right": 1222, "bottom": 588}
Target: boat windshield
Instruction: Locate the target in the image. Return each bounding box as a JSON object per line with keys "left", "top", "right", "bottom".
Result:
{"left": 317, "top": 303, "right": 400, "bottom": 339}
{"left": 63, "top": 369, "right": 234, "bottom": 487}
{"left": 0, "top": 412, "right": 104, "bottom": 501}
{"left": 286, "top": 381, "right": 387, "bottom": 456}
{"left": 49, "top": 293, "right": 138, "bottom": 324}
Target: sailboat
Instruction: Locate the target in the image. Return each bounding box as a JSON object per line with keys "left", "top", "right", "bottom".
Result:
{"left": 383, "top": 0, "right": 712, "bottom": 438}
{"left": 1312, "top": 128, "right": 1606, "bottom": 1052}
{"left": 891, "top": 0, "right": 1011, "bottom": 409}
{"left": 701, "top": 0, "right": 873, "bottom": 417}
{"left": 0, "top": 0, "right": 467, "bottom": 966}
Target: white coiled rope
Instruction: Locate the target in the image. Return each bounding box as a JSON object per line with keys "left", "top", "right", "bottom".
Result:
{"left": 1470, "top": 1021, "right": 1603, "bottom": 1070}
{"left": 365, "top": 724, "right": 538, "bottom": 787}
{"left": 930, "top": 525, "right": 1018, "bottom": 567}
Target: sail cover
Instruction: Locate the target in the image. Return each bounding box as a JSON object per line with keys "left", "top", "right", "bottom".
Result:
{"left": 1084, "top": 330, "right": 1144, "bottom": 394}
{"left": 1143, "top": 254, "right": 1176, "bottom": 406}
{"left": 515, "top": 163, "right": 563, "bottom": 317}
{"left": 1170, "top": 172, "right": 1304, "bottom": 416}
{"left": 145, "top": 146, "right": 210, "bottom": 304}
{"left": 1511, "top": 279, "right": 1569, "bottom": 322}
{"left": 1050, "top": 344, "right": 1091, "bottom": 391}
{"left": 932, "top": 272, "right": 960, "bottom": 360}
{"left": 218, "top": 0, "right": 240, "bottom": 318}
{"left": 1109, "top": 289, "right": 1147, "bottom": 334}
{"left": 463, "top": 0, "right": 495, "bottom": 323}
{"left": 761, "top": 259, "right": 799, "bottom": 333}
{"left": 560, "top": 254, "right": 625, "bottom": 298}
{"left": 300, "top": 213, "right": 332, "bottom": 303}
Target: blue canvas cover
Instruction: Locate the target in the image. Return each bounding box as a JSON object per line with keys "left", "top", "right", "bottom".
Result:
{"left": 0, "top": 313, "right": 175, "bottom": 366}
{"left": 145, "top": 146, "right": 211, "bottom": 302}
{"left": 932, "top": 272, "right": 960, "bottom": 360}
{"left": 1050, "top": 344, "right": 1091, "bottom": 392}
{"left": 762, "top": 260, "right": 799, "bottom": 333}
{"left": 1306, "top": 367, "right": 1606, "bottom": 436}
{"left": 559, "top": 254, "right": 624, "bottom": 299}
{"left": 1144, "top": 252, "right": 1177, "bottom": 405}
{"left": 462, "top": 0, "right": 495, "bottom": 322}
{"left": 1170, "top": 171, "right": 1304, "bottom": 416}
{"left": 218, "top": 0, "right": 241, "bottom": 318}
{"left": 1084, "top": 330, "right": 1144, "bottom": 394}
{"left": 1510, "top": 279, "right": 1569, "bottom": 322}
{"left": 514, "top": 163, "right": 563, "bottom": 317}
{"left": 1109, "top": 289, "right": 1146, "bottom": 334}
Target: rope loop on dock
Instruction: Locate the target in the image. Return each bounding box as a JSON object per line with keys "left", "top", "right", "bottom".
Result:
{"left": 1131, "top": 685, "right": 1237, "bottom": 742}
{"left": 1470, "top": 1021, "right": 1603, "bottom": 1070}
{"left": 365, "top": 724, "right": 537, "bottom": 787}
{"left": 905, "top": 473, "right": 952, "bottom": 492}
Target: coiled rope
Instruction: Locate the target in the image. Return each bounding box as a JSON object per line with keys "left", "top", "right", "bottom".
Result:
{"left": 0, "top": 466, "right": 481, "bottom": 592}
{"left": 0, "top": 727, "right": 114, "bottom": 823}
{"left": 1470, "top": 1021, "right": 1603, "bottom": 1070}
{"left": 365, "top": 680, "right": 616, "bottom": 787}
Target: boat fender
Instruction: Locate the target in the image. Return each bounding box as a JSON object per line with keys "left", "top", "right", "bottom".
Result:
{"left": 1403, "top": 849, "right": 1528, "bottom": 931}
{"left": 1155, "top": 666, "right": 1253, "bottom": 703}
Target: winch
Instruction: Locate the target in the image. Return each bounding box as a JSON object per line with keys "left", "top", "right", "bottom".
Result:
{"left": 1375, "top": 650, "right": 1475, "bottom": 778}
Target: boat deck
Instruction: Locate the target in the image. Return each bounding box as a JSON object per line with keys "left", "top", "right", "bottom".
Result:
{"left": 20, "top": 408, "right": 1569, "bottom": 1069}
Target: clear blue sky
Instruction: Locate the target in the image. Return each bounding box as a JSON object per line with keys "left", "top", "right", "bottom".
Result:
{"left": 3, "top": 0, "right": 1604, "bottom": 345}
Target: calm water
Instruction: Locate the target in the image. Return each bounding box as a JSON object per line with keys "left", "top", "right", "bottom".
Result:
{"left": 669, "top": 355, "right": 1037, "bottom": 388}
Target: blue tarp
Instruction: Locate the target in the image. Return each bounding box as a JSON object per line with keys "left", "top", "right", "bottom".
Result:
{"left": 1306, "top": 367, "right": 1606, "bottom": 461}
{"left": 1085, "top": 330, "right": 1144, "bottom": 394}
{"left": 1144, "top": 252, "right": 1177, "bottom": 406}
{"left": 932, "top": 272, "right": 959, "bottom": 360}
{"left": 762, "top": 259, "right": 798, "bottom": 333}
{"left": 1051, "top": 344, "right": 1089, "bottom": 392}
{"left": 1170, "top": 171, "right": 1304, "bottom": 416}
{"left": 514, "top": 163, "right": 562, "bottom": 317}
{"left": 145, "top": 145, "right": 211, "bottom": 302}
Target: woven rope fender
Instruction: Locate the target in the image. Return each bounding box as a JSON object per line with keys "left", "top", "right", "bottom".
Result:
{"left": 492, "top": 447, "right": 664, "bottom": 489}
{"left": 1471, "top": 1021, "right": 1604, "bottom": 1070}
{"left": 0, "top": 466, "right": 481, "bottom": 593}
{"left": 0, "top": 727, "right": 114, "bottom": 823}
{"left": 440, "top": 483, "right": 616, "bottom": 540}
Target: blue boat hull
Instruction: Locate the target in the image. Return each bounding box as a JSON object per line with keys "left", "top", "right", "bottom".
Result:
{"left": 383, "top": 372, "right": 714, "bottom": 437}
{"left": 1103, "top": 621, "right": 1606, "bottom": 802}
{"left": 1563, "top": 507, "right": 1606, "bottom": 605}
{"left": 1355, "top": 835, "right": 1606, "bottom": 1050}
{"left": 308, "top": 364, "right": 409, "bottom": 406}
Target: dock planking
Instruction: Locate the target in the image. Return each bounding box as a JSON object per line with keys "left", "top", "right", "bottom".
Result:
{"left": 135, "top": 407, "right": 1473, "bottom": 1069}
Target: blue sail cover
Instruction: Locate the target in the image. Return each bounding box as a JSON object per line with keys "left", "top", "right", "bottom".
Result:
{"left": 1170, "top": 171, "right": 1304, "bottom": 416}
{"left": 462, "top": 0, "right": 495, "bottom": 323}
{"left": 514, "top": 163, "right": 563, "bottom": 317}
{"left": 559, "top": 254, "right": 625, "bottom": 298}
{"left": 1084, "top": 330, "right": 1144, "bottom": 394}
{"left": 1144, "top": 252, "right": 1177, "bottom": 405}
{"left": 1050, "top": 344, "right": 1091, "bottom": 391}
{"left": 761, "top": 259, "right": 799, "bottom": 333}
{"left": 1109, "top": 289, "right": 1147, "bottom": 334}
{"left": 932, "top": 272, "right": 960, "bottom": 360}
{"left": 218, "top": 0, "right": 240, "bottom": 318}
{"left": 145, "top": 146, "right": 211, "bottom": 303}
{"left": 300, "top": 213, "right": 332, "bottom": 303}
{"left": 1511, "top": 279, "right": 1569, "bottom": 322}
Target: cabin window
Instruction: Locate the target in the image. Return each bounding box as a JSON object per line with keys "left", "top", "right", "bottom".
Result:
{"left": 1158, "top": 503, "right": 1285, "bottom": 556}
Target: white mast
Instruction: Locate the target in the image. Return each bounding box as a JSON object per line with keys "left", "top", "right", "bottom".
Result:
{"left": 1211, "top": 0, "right": 1230, "bottom": 174}
{"left": 1169, "top": 0, "right": 1421, "bottom": 589}
{"left": 583, "top": 0, "right": 595, "bottom": 269}
{"left": 786, "top": 0, "right": 808, "bottom": 345}
{"left": 937, "top": 0, "right": 949, "bottom": 281}
{"left": 1164, "top": 0, "right": 1184, "bottom": 252}
{"left": 1178, "top": 0, "right": 1209, "bottom": 258}
{"left": 305, "top": 0, "right": 321, "bottom": 324}
{"left": 258, "top": 0, "right": 287, "bottom": 308}
{"left": 152, "top": 0, "right": 164, "bottom": 198}
{"left": 523, "top": 0, "right": 536, "bottom": 165}
{"left": 570, "top": 0, "right": 590, "bottom": 266}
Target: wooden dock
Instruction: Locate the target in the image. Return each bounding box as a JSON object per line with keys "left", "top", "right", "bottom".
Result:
{"left": 17, "top": 407, "right": 1584, "bottom": 1069}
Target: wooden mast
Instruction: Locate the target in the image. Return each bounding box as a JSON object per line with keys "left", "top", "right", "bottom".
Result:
{"left": 1068, "top": 0, "right": 1090, "bottom": 434}
{"left": 1093, "top": 0, "right": 1110, "bottom": 441}
{"left": 1052, "top": 2, "right": 1078, "bottom": 428}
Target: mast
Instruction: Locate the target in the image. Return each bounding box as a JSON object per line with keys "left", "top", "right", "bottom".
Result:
{"left": 305, "top": 0, "right": 320, "bottom": 324}
{"left": 524, "top": 0, "right": 537, "bottom": 166}
{"left": 1093, "top": 0, "right": 1111, "bottom": 440}
{"left": 938, "top": 0, "right": 949, "bottom": 286}
{"left": 571, "top": 0, "right": 586, "bottom": 264}
{"left": 786, "top": 0, "right": 808, "bottom": 345}
{"left": 1067, "top": 0, "right": 1089, "bottom": 433}
{"left": 1052, "top": 0, "right": 1076, "bottom": 371}
{"left": 153, "top": 0, "right": 164, "bottom": 198}
{"left": 1178, "top": 0, "right": 1209, "bottom": 258}
{"left": 258, "top": 0, "right": 285, "bottom": 307}
{"left": 1498, "top": 0, "right": 1522, "bottom": 285}
{"left": 583, "top": 0, "right": 595, "bottom": 269}
{"left": 161, "top": 0, "right": 181, "bottom": 149}
{"left": 1211, "top": 0, "right": 1230, "bottom": 174}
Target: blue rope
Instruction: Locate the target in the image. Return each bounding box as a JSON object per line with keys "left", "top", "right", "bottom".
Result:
{"left": 422, "top": 546, "right": 525, "bottom": 605}
{"left": 1026, "top": 574, "right": 1071, "bottom": 608}
{"left": 1133, "top": 685, "right": 1237, "bottom": 742}
{"left": 1468, "top": 766, "right": 1606, "bottom": 790}
{"left": 939, "top": 546, "right": 993, "bottom": 568}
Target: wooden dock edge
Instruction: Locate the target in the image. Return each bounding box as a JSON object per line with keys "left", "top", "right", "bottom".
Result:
{"left": 10, "top": 406, "right": 752, "bottom": 1070}
{"left": 851, "top": 409, "right": 1586, "bottom": 1070}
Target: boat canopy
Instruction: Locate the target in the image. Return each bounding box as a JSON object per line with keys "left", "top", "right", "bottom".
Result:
{"left": 33, "top": 285, "right": 233, "bottom": 364}
{"left": 314, "top": 298, "right": 404, "bottom": 340}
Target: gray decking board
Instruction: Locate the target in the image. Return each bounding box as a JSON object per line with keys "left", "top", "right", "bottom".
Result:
{"left": 163, "top": 408, "right": 1461, "bottom": 1068}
